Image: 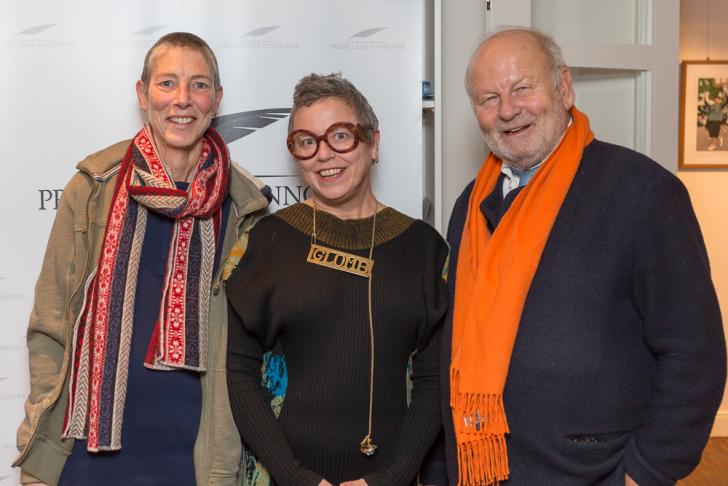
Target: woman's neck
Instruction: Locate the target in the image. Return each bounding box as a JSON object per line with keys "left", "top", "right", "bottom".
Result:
{"left": 149, "top": 128, "right": 203, "bottom": 182}
{"left": 166, "top": 155, "right": 199, "bottom": 182}
{"left": 305, "top": 193, "right": 381, "bottom": 220}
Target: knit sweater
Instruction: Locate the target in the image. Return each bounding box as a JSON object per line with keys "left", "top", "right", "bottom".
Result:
{"left": 226, "top": 203, "right": 449, "bottom": 486}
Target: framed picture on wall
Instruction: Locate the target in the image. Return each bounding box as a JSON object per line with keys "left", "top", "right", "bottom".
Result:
{"left": 679, "top": 60, "right": 728, "bottom": 169}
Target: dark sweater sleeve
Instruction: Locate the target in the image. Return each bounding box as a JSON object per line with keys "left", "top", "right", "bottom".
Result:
{"left": 624, "top": 172, "right": 726, "bottom": 485}
{"left": 437, "top": 182, "right": 473, "bottom": 486}
{"left": 225, "top": 233, "right": 326, "bottom": 486}
{"left": 363, "top": 233, "right": 450, "bottom": 486}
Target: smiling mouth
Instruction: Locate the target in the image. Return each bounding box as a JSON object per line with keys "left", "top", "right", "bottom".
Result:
{"left": 503, "top": 124, "right": 531, "bottom": 135}
{"left": 318, "top": 168, "right": 344, "bottom": 178}
{"left": 169, "top": 116, "right": 195, "bottom": 125}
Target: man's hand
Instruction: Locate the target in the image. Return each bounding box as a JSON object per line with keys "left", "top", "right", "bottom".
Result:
{"left": 626, "top": 474, "right": 639, "bottom": 486}
{"left": 340, "top": 480, "right": 367, "bottom": 486}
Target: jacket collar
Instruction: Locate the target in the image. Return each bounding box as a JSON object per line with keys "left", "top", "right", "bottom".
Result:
{"left": 76, "top": 139, "right": 131, "bottom": 180}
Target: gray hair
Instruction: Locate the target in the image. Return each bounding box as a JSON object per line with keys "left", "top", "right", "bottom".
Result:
{"left": 288, "top": 73, "right": 379, "bottom": 143}
{"left": 140, "top": 32, "right": 221, "bottom": 90}
{"left": 464, "top": 27, "right": 567, "bottom": 102}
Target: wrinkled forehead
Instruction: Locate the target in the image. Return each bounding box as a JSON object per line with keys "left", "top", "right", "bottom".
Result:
{"left": 481, "top": 34, "right": 548, "bottom": 74}
{"left": 148, "top": 45, "right": 215, "bottom": 78}
{"left": 470, "top": 54, "right": 546, "bottom": 98}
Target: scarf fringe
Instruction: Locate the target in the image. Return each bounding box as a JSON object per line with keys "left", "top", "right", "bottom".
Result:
{"left": 451, "top": 368, "right": 510, "bottom": 485}
{"left": 450, "top": 369, "right": 510, "bottom": 435}
{"left": 457, "top": 435, "right": 509, "bottom": 486}
{"left": 451, "top": 393, "right": 509, "bottom": 436}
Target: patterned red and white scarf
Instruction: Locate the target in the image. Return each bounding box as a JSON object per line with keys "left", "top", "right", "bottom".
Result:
{"left": 63, "top": 125, "right": 230, "bottom": 451}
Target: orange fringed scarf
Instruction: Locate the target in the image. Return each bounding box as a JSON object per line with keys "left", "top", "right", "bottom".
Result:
{"left": 450, "top": 107, "right": 594, "bottom": 485}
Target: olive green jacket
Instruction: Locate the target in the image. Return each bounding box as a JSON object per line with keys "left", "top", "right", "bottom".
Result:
{"left": 14, "top": 140, "right": 269, "bottom": 485}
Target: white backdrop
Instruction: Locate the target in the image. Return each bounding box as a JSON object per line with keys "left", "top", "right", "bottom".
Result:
{"left": 0, "top": 0, "right": 423, "bottom": 479}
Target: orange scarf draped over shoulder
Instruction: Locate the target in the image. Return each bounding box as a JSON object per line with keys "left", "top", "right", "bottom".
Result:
{"left": 451, "top": 107, "right": 594, "bottom": 485}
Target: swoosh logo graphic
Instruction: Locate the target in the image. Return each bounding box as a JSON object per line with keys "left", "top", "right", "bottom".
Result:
{"left": 212, "top": 108, "right": 291, "bottom": 144}
{"left": 349, "top": 27, "right": 387, "bottom": 39}
{"left": 243, "top": 26, "right": 282, "bottom": 37}
{"left": 15, "top": 24, "right": 57, "bottom": 36}
{"left": 131, "top": 25, "right": 168, "bottom": 36}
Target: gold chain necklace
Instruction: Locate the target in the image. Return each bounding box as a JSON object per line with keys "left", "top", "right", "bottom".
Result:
{"left": 307, "top": 200, "right": 379, "bottom": 456}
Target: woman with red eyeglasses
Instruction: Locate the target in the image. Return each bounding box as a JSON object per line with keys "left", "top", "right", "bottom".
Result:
{"left": 225, "top": 73, "right": 448, "bottom": 486}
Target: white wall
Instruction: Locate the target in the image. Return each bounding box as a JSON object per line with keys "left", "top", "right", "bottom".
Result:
{"left": 440, "top": 0, "right": 487, "bottom": 230}
{"left": 680, "top": 0, "right": 728, "bottom": 436}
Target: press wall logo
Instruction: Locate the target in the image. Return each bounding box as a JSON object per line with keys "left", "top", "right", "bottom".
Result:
{"left": 39, "top": 189, "right": 64, "bottom": 210}
{"left": 213, "top": 108, "right": 291, "bottom": 144}
{"left": 0, "top": 336, "right": 28, "bottom": 353}
{"left": 221, "top": 26, "right": 299, "bottom": 49}
{"left": 0, "top": 377, "right": 27, "bottom": 401}
{"left": 109, "top": 25, "right": 168, "bottom": 49}
{"left": 256, "top": 176, "right": 311, "bottom": 209}
{"left": 0, "top": 292, "right": 23, "bottom": 305}
{"left": 212, "top": 108, "right": 308, "bottom": 208}
{"left": 329, "top": 27, "right": 404, "bottom": 51}
{"left": 1, "top": 24, "right": 74, "bottom": 49}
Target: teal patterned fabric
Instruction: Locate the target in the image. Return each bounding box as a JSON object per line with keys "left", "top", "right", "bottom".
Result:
{"left": 242, "top": 351, "right": 287, "bottom": 486}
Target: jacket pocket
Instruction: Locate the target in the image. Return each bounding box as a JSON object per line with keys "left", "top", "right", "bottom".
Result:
{"left": 563, "top": 431, "right": 630, "bottom": 457}
{"left": 69, "top": 226, "right": 86, "bottom": 279}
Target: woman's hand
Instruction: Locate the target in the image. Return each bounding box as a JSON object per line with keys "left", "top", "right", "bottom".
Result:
{"left": 318, "top": 480, "right": 334, "bottom": 486}
{"left": 340, "top": 480, "right": 367, "bottom": 486}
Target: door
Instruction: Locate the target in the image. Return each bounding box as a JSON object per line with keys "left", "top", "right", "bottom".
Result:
{"left": 485, "top": 0, "right": 679, "bottom": 171}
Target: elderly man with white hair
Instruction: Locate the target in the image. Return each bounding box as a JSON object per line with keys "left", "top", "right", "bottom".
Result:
{"left": 437, "top": 28, "right": 726, "bottom": 486}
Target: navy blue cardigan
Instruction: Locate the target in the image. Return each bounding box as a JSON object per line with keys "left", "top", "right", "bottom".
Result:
{"left": 439, "top": 140, "right": 726, "bottom": 486}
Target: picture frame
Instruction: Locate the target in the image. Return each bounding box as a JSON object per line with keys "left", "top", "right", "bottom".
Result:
{"left": 679, "top": 60, "right": 728, "bottom": 169}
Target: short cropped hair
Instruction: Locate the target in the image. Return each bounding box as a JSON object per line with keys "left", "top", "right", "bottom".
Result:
{"left": 465, "top": 27, "right": 567, "bottom": 101}
{"left": 289, "top": 73, "right": 379, "bottom": 143}
{"left": 141, "top": 32, "right": 221, "bottom": 90}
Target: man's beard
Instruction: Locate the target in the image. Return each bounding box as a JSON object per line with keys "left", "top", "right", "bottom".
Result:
{"left": 481, "top": 100, "right": 570, "bottom": 170}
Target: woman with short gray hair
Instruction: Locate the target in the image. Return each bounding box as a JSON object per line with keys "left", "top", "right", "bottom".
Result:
{"left": 226, "top": 73, "right": 448, "bottom": 486}
{"left": 15, "top": 32, "right": 268, "bottom": 486}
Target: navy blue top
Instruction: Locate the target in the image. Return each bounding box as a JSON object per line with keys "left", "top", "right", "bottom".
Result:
{"left": 60, "top": 186, "right": 230, "bottom": 486}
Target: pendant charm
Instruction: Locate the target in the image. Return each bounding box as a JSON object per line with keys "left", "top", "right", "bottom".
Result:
{"left": 360, "top": 435, "right": 378, "bottom": 456}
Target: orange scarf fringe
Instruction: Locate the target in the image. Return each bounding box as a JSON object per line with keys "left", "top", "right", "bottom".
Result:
{"left": 451, "top": 107, "right": 594, "bottom": 485}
